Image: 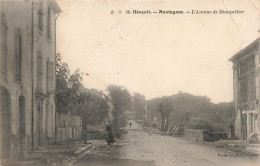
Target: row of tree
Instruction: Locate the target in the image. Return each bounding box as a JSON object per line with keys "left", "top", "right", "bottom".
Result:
{"left": 146, "top": 93, "right": 234, "bottom": 132}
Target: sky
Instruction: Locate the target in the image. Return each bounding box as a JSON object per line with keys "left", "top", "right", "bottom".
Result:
{"left": 56, "top": 0, "right": 259, "bottom": 103}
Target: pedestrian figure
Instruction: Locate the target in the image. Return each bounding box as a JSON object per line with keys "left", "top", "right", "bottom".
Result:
{"left": 149, "top": 128, "right": 152, "bottom": 136}
{"left": 129, "top": 122, "right": 132, "bottom": 127}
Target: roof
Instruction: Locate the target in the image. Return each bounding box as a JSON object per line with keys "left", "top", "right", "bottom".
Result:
{"left": 229, "top": 38, "right": 260, "bottom": 62}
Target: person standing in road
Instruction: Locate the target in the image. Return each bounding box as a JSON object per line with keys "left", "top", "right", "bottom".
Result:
{"left": 129, "top": 122, "right": 132, "bottom": 127}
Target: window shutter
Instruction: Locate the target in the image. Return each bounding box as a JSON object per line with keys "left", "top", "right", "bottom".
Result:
{"left": 14, "top": 28, "right": 19, "bottom": 80}
{"left": 1, "top": 12, "right": 8, "bottom": 74}
{"left": 37, "top": 53, "right": 43, "bottom": 91}
{"left": 47, "top": 61, "right": 54, "bottom": 93}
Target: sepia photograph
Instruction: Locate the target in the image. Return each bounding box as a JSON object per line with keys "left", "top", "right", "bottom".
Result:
{"left": 0, "top": 0, "right": 259, "bottom": 165}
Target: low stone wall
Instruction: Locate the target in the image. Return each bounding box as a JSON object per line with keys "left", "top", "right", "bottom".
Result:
{"left": 185, "top": 129, "right": 228, "bottom": 142}
{"left": 185, "top": 129, "right": 210, "bottom": 141}
{"left": 208, "top": 132, "right": 228, "bottom": 142}
{"left": 56, "top": 114, "right": 82, "bottom": 143}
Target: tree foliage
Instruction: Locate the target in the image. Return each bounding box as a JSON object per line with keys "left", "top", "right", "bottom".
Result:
{"left": 55, "top": 53, "right": 108, "bottom": 120}
{"left": 147, "top": 93, "right": 234, "bottom": 132}
{"left": 55, "top": 53, "right": 109, "bottom": 126}
{"left": 132, "top": 93, "right": 146, "bottom": 120}
{"left": 106, "top": 85, "right": 131, "bottom": 127}
{"left": 55, "top": 53, "right": 83, "bottom": 114}
{"left": 156, "top": 97, "right": 174, "bottom": 132}
{"left": 55, "top": 53, "right": 72, "bottom": 114}
{"left": 75, "top": 90, "right": 109, "bottom": 129}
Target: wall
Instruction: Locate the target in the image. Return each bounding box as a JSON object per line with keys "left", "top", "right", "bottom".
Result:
{"left": 56, "top": 114, "right": 82, "bottom": 143}
{"left": 0, "top": 1, "right": 33, "bottom": 158}
{"left": 231, "top": 38, "right": 260, "bottom": 141}
{"left": 185, "top": 129, "right": 210, "bottom": 142}
{"left": 32, "top": 0, "right": 60, "bottom": 148}
{"left": 185, "top": 129, "right": 229, "bottom": 142}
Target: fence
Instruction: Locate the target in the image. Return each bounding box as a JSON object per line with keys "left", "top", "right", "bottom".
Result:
{"left": 56, "top": 113, "right": 82, "bottom": 143}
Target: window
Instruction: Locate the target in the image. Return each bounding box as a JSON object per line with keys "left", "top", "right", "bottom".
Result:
{"left": 240, "top": 55, "right": 255, "bottom": 75}
{"left": 240, "top": 76, "right": 248, "bottom": 104}
{"left": 46, "top": 6, "right": 51, "bottom": 39}
{"left": 249, "top": 75, "right": 256, "bottom": 101}
{"left": 1, "top": 12, "right": 8, "bottom": 74}
{"left": 239, "top": 55, "right": 256, "bottom": 104}
{"left": 37, "top": 52, "right": 43, "bottom": 91}
{"left": 38, "top": 3, "right": 43, "bottom": 32}
{"left": 14, "top": 28, "right": 22, "bottom": 81}
{"left": 47, "top": 60, "right": 54, "bottom": 93}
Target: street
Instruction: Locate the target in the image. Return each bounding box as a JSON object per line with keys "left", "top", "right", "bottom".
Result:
{"left": 72, "top": 121, "right": 260, "bottom": 166}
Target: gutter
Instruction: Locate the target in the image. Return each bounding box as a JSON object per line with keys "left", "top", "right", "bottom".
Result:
{"left": 54, "top": 11, "right": 60, "bottom": 143}
{"left": 55, "top": 12, "right": 60, "bottom": 20}
{"left": 31, "top": 1, "right": 35, "bottom": 149}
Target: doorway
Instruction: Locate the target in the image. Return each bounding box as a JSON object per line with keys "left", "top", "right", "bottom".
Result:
{"left": 37, "top": 99, "right": 43, "bottom": 146}
{"left": 19, "top": 96, "right": 26, "bottom": 157}
{"left": 0, "top": 86, "right": 11, "bottom": 159}
{"left": 241, "top": 114, "right": 247, "bottom": 140}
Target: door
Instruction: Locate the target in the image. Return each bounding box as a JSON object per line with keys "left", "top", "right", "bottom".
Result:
{"left": 19, "top": 96, "right": 26, "bottom": 157}
{"left": 37, "top": 100, "right": 43, "bottom": 146}
{"left": 0, "top": 86, "right": 11, "bottom": 159}
{"left": 241, "top": 114, "right": 247, "bottom": 140}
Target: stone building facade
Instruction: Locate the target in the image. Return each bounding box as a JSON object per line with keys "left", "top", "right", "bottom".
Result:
{"left": 0, "top": 0, "right": 61, "bottom": 159}
{"left": 229, "top": 38, "right": 260, "bottom": 141}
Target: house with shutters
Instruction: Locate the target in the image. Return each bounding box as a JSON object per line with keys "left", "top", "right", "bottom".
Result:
{"left": 0, "top": 0, "right": 61, "bottom": 159}
{"left": 229, "top": 38, "right": 260, "bottom": 141}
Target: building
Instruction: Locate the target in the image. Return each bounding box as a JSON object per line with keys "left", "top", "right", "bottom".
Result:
{"left": 229, "top": 38, "right": 260, "bottom": 141}
{"left": 0, "top": 0, "right": 61, "bottom": 159}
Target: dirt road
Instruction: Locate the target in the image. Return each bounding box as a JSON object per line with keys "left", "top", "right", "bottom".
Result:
{"left": 73, "top": 121, "right": 260, "bottom": 166}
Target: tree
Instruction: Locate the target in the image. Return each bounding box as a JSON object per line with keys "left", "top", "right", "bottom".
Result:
{"left": 56, "top": 53, "right": 70, "bottom": 89}
{"left": 69, "top": 69, "right": 82, "bottom": 93}
{"left": 156, "top": 97, "right": 174, "bottom": 132}
{"left": 55, "top": 53, "right": 110, "bottom": 131}
{"left": 132, "top": 93, "right": 146, "bottom": 120}
{"left": 76, "top": 90, "right": 109, "bottom": 129}
{"left": 106, "top": 85, "right": 131, "bottom": 128}
{"left": 55, "top": 53, "right": 83, "bottom": 114}
{"left": 55, "top": 53, "right": 71, "bottom": 114}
